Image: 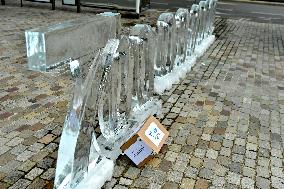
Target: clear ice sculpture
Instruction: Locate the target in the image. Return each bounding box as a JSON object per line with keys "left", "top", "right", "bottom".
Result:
{"left": 25, "top": 14, "right": 119, "bottom": 72}
{"left": 54, "top": 1, "right": 219, "bottom": 187}
{"left": 198, "top": 1, "right": 207, "bottom": 41}
{"left": 208, "top": 0, "right": 218, "bottom": 35}
{"left": 55, "top": 34, "right": 161, "bottom": 189}
{"left": 97, "top": 31, "right": 161, "bottom": 159}
{"left": 204, "top": 0, "right": 212, "bottom": 38}
{"left": 129, "top": 24, "right": 156, "bottom": 103}
{"left": 156, "top": 13, "right": 177, "bottom": 76}
{"left": 54, "top": 52, "right": 113, "bottom": 189}
{"left": 197, "top": 0, "right": 217, "bottom": 42}
{"left": 175, "top": 8, "right": 190, "bottom": 63}
{"left": 187, "top": 5, "right": 199, "bottom": 56}
{"left": 190, "top": 4, "right": 202, "bottom": 46}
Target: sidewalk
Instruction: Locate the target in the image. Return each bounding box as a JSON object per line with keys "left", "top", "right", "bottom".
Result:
{"left": 1, "top": 3, "right": 284, "bottom": 189}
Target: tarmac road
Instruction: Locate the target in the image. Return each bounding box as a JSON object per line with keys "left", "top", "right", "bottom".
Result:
{"left": 214, "top": 1, "right": 284, "bottom": 24}
{"left": 151, "top": 0, "right": 284, "bottom": 24}
{"left": 149, "top": 0, "right": 284, "bottom": 24}
{"left": 84, "top": 0, "right": 284, "bottom": 24}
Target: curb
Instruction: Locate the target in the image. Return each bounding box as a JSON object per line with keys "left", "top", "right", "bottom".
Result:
{"left": 220, "top": 0, "right": 284, "bottom": 6}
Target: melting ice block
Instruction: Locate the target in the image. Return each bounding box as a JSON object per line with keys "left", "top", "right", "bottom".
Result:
{"left": 25, "top": 13, "right": 120, "bottom": 72}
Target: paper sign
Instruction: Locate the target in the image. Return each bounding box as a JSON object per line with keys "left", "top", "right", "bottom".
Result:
{"left": 138, "top": 116, "right": 169, "bottom": 153}
{"left": 124, "top": 139, "right": 153, "bottom": 165}
{"left": 145, "top": 122, "right": 165, "bottom": 147}
{"left": 121, "top": 116, "right": 169, "bottom": 167}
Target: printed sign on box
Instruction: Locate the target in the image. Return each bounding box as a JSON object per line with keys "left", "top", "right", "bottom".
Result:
{"left": 145, "top": 122, "right": 165, "bottom": 147}
{"left": 121, "top": 116, "right": 169, "bottom": 167}
{"left": 137, "top": 116, "right": 169, "bottom": 153}
{"left": 124, "top": 138, "right": 153, "bottom": 165}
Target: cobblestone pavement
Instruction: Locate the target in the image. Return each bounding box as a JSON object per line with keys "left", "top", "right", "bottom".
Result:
{"left": 1, "top": 1, "right": 284, "bottom": 189}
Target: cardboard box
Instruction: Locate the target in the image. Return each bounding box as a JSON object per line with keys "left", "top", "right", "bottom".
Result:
{"left": 121, "top": 116, "right": 169, "bottom": 167}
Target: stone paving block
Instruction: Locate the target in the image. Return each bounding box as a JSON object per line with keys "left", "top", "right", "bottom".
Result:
{"left": 246, "top": 143, "right": 258, "bottom": 151}
{"left": 206, "top": 149, "right": 218, "bottom": 159}
{"left": 0, "top": 138, "right": 9, "bottom": 147}
{"left": 113, "top": 165, "right": 126, "bottom": 178}
{"left": 232, "top": 154, "right": 244, "bottom": 163}
{"left": 16, "top": 150, "right": 35, "bottom": 162}
{"left": 271, "top": 166, "right": 284, "bottom": 178}
{"left": 5, "top": 132, "right": 20, "bottom": 139}
{"left": 18, "top": 160, "right": 37, "bottom": 173}
{"left": 37, "top": 157, "right": 54, "bottom": 169}
{"left": 229, "top": 162, "right": 242, "bottom": 174}
{"left": 10, "top": 144, "right": 27, "bottom": 156}
{"left": 113, "top": 185, "right": 128, "bottom": 189}
{"left": 190, "top": 157, "right": 203, "bottom": 168}
{"left": 8, "top": 179, "right": 31, "bottom": 189}
{"left": 256, "top": 177, "right": 270, "bottom": 189}
{"left": 227, "top": 172, "right": 241, "bottom": 185}
{"left": 271, "top": 148, "right": 283, "bottom": 158}
{"left": 22, "top": 137, "right": 38, "bottom": 146}
{"left": 212, "top": 176, "right": 225, "bottom": 187}
{"left": 180, "top": 178, "right": 195, "bottom": 189}
{"left": 3, "top": 170, "right": 24, "bottom": 185}
{"left": 245, "top": 150, "right": 257, "bottom": 159}
{"left": 0, "top": 160, "right": 21, "bottom": 174}
{"left": 28, "top": 143, "right": 45, "bottom": 153}
{"left": 33, "top": 130, "right": 49, "bottom": 139}
{"left": 195, "top": 178, "right": 209, "bottom": 189}
{"left": 25, "top": 167, "right": 44, "bottom": 180}
{"left": 0, "top": 182, "right": 10, "bottom": 188}
{"left": 243, "top": 166, "right": 255, "bottom": 178}
{"left": 209, "top": 141, "right": 221, "bottom": 151}
{"left": 194, "top": 148, "right": 206, "bottom": 158}
{"left": 271, "top": 157, "right": 283, "bottom": 167}
{"left": 104, "top": 178, "right": 117, "bottom": 189}
{"left": 30, "top": 150, "right": 49, "bottom": 163}
{"left": 6, "top": 137, "right": 24, "bottom": 147}
{"left": 26, "top": 177, "right": 48, "bottom": 189}
{"left": 168, "top": 144, "right": 182, "bottom": 152}
{"left": 256, "top": 166, "right": 270, "bottom": 178}
{"left": 214, "top": 164, "right": 228, "bottom": 177}
{"left": 167, "top": 170, "right": 183, "bottom": 183}
{"left": 124, "top": 167, "right": 140, "bottom": 180}
{"left": 0, "top": 145, "right": 11, "bottom": 156}
{"left": 119, "top": 177, "right": 132, "bottom": 186}
{"left": 220, "top": 147, "right": 231, "bottom": 157}
{"left": 133, "top": 176, "right": 149, "bottom": 188}
{"left": 172, "top": 161, "right": 187, "bottom": 172}
{"left": 245, "top": 158, "right": 256, "bottom": 168}
{"left": 159, "top": 160, "right": 172, "bottom": 172}
{"left": 161, "top": 182, "right": 179, "bottom": 189}
{"left": 217, "top": 156, "right": 231, "bottom": 167}
{"left": 271, "top": 176, "right": 284, "bottom": 189}
{"left": 40, "top": 168, "right": 55, "bottom": 180}
{"left": 38, "top": 134, "right": 56, "bottom": 144}
{"left": 241, "top": 177, "right": 255, "bottom": 189}
{"left": 199, "top": 168, "right": 213, "bottom": 180}
{"left": 233, "top": 145, "right": 246, "bottom": 155}
{"left": 149, "top": 182, "right": 162, "bottom": 189}
{"left": 0, "top": 153, "right": 15, "bottom": 166}
{"left": 164, "top": 151, "right": 178, "bottom": 162}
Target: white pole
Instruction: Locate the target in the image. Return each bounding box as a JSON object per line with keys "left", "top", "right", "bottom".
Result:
{"left": 136, "top": 0, "right": 140, "bottom": 14}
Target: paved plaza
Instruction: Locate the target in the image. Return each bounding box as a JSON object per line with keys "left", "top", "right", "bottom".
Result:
{"left": 0, "top": 1, "right": 284, "bottom": 189}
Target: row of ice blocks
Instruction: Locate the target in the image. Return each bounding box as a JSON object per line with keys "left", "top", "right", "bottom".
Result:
{"left": 25, "top": 13, "right": 121, "bottom": 71}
